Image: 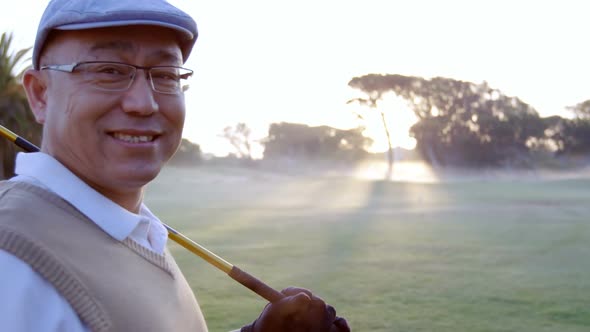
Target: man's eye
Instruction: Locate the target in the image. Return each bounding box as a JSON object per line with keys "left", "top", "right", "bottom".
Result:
{"left": 90, "top": 65, "right": 128, "bottom": 76}
{"left": 98, "top": 67, "right": 124, "bottom": 75}
{"left": 152, "top": 71, "right": 179, "bottom": 81}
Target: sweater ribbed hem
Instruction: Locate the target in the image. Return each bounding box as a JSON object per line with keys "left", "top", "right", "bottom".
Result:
{"left": 0, "top": 228, "right": 112, "bottom": 332}
{"left": 123, "top": 238, "right": 174, "bottom": 277}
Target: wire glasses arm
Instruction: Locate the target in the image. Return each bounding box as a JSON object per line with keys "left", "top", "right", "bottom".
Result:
{"left": 40, "top": 63, "right": 77, "bottom": 72}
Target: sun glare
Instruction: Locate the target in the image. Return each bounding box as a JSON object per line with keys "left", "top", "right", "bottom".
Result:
{"left": 347, "top": 92, "right": 419, "bottom": 153}
{"left": 354, "top": 159, "right": 438, "bottom": 183}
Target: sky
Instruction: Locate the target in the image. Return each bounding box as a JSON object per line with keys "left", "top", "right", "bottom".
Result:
{"left": 2, "top": 0, "right": 590, "bottom": 156}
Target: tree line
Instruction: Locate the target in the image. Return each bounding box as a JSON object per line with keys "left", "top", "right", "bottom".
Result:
{"left": 348, "top": 74, "right": 590, "bottom": 168}
{"left": 216, "top": 76, "right": 590, "bottom": 170}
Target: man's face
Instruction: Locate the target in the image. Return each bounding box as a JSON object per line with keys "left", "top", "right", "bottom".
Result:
{"left": 32, "top": 26, "right": 186, "bottom": 205}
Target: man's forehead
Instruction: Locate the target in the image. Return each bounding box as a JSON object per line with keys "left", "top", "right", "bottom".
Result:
{"left": 87, "top": 40, "right": 182, "bottom": 63}
{"left": 46, "top": 28, "right": 184, "bottom": 64}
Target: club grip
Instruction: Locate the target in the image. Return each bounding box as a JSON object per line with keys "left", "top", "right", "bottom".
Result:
{"left": 229, "top": 266, "right": 284, "bottom": 303}
{"left": 15, "top": 137, "right": 40, "bottom": 153}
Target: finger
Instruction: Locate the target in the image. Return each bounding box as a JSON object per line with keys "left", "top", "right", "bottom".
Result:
{"left": 276, "top": 292, "right": 312, "bottom": 317}
{"left": 332, "top": 317, "right": 351, "bottom": 332}
{"left": 279, "top": 287, "right": 339, "bottom": 331}
{"left": 326, "top": 304, "right": 337, "bottom": 322}
{"left": 282, "top": 287, "right": 328, "bottom": 315}
{"left": 306, "top": 294, "right": 327, "bottom": 313}
{"left": 315, "top": 303, "right": 336, "bottom": 331}
{"left": 281, "top": 286, "right": 313, "bottom": 298}
{"left": 257, "top": 292, "right": 311, "bottom": 329}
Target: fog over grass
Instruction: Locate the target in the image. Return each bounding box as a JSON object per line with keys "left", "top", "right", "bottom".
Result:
{"left": 145, "top": 166, "right": 590, "bottom": 331}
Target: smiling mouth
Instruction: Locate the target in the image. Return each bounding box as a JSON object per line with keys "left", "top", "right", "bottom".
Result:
{"left": 112, "top": 132, "right": 156, "bottom": 143}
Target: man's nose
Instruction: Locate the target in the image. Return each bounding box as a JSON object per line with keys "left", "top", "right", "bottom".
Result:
{"left": 120, "top": 71, "right": 159, "bottom": 115}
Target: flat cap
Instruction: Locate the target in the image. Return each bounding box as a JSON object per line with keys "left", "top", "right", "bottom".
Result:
{"left": 33, "top": 0, "right": 198, "bottom": 69}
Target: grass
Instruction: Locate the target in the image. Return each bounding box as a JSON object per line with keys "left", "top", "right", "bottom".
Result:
{"left": 145, "top": 165, "right": 590, "bottom": 332}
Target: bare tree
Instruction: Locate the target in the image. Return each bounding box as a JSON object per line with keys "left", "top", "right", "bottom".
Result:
{"left": 220, "top": 122, "right": 253, "bottom": 160}
{"left": 347, "top": 93, "right": 394, "bottom": 179}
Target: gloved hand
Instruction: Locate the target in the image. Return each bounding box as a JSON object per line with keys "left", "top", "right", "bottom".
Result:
{"left": 241, "top": 287, "right": 350, "bottom": 332}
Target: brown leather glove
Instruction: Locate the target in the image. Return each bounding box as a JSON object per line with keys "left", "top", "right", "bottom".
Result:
{"left": 241, "top": 287, "right": 350, "bottom": 332}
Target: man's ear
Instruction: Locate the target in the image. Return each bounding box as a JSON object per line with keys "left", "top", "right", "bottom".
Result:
{"left": 22, "top": 69, "right": 48, "bottom": 124}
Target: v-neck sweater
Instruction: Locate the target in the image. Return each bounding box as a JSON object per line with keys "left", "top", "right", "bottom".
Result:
{"left": 0, "top": 181, "right": 208, "bottom": 332}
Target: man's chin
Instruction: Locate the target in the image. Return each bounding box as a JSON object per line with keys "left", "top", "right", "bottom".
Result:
{"left": 110, "top": 165, "right": 161, "bottom": 188}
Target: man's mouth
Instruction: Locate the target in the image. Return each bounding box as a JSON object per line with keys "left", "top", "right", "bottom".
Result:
{"left": 112, "top": 132, "right": 156, "bottom": 143}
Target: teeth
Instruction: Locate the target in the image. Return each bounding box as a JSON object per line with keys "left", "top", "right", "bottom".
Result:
{"left": 113, "top": 133, "right": 154, "bottom": 143}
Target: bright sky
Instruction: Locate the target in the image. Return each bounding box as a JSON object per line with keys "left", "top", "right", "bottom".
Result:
{"left": 2, "top": 0, "right": 590, "bottom": 156}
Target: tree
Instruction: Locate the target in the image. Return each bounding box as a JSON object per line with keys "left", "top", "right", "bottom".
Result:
{"left": 346, "top": 93, "right": 395, "bottom": 179}
{"left": 554, "top": 120, "right": 590, "bottom": 156}
{"left": 169, "top": 138, "right": 202, "bottom": 165}
{"left": 550, "top": 101, "right": 590, "bottom": 156}
{"left": 220, "top": 122, "right": 253, "bottom": 160}
{"left": 262, "top": 122, "right": 372, "bottom": 162}
{"left": 0, "top": 32, "right": 42, "bottom": 179}
{"left": 349, "top": 74, "right": 545, "bottom": 167}
{"left": 566, "top": 99, "right": 590, "bottom": 120}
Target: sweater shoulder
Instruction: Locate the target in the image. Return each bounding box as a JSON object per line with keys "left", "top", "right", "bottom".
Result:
{"left": 0, "top": 180, "right": 79, "bottom": 215}
{"left": 0, "top": 181, "right": 91, "bottom": 233}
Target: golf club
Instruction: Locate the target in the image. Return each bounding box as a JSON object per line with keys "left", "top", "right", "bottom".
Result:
{"left": 0, "top": 124, "right": 283, "bottom": 303}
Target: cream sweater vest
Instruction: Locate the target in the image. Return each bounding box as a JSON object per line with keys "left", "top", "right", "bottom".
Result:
{"left": 0, "top": 181, "right": 208, "bottom": 332}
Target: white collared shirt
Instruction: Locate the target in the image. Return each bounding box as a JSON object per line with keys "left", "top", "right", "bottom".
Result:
{"left": 0, "top": 152, "right": 169, "bottom": 331}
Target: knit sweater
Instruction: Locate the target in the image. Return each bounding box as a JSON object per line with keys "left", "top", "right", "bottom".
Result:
{"left": 0, "top": 181, "right": 208, "bottom": 332}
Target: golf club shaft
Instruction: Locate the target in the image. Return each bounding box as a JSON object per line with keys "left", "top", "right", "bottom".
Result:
{"left": 0, "top": 125, "right": 283, "bottom": 303}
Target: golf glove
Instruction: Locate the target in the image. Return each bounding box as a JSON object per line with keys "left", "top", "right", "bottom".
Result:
{"left": 241, "top": 287, "right": 350, "bottom": 332}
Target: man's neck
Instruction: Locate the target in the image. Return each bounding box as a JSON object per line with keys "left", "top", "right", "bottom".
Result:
{"left": 93, "top": 186, "right": 144, "bottom": 213}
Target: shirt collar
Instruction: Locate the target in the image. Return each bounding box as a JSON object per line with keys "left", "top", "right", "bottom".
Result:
{"left": 13, "top": 152, "right": 144, "bottom": 242}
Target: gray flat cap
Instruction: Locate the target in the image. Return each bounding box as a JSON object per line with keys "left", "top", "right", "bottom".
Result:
{"left": 33, "top": 0, "right": 198, "bottom": 69}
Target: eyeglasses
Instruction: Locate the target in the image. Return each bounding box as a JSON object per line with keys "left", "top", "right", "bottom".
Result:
{"left": 40, "top": 61, "right": 193, "bottom": 95}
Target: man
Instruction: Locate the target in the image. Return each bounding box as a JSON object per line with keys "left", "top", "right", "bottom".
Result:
{"left": 0, "top": 0, "right": 349, "bottom": 331}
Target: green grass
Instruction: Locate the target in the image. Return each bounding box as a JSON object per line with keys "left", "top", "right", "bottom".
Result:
{"left": 145, "top": 166, "right": 590, "bottom": 332}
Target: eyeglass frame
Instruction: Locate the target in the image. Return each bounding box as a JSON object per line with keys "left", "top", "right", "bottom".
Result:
{"left": 40, "top": 61, "right": 193, "bottom": 95}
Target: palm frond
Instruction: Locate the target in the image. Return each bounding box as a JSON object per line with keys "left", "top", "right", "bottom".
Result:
{"left": 0, "top": 31, "right": 40, "bottom": 179}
